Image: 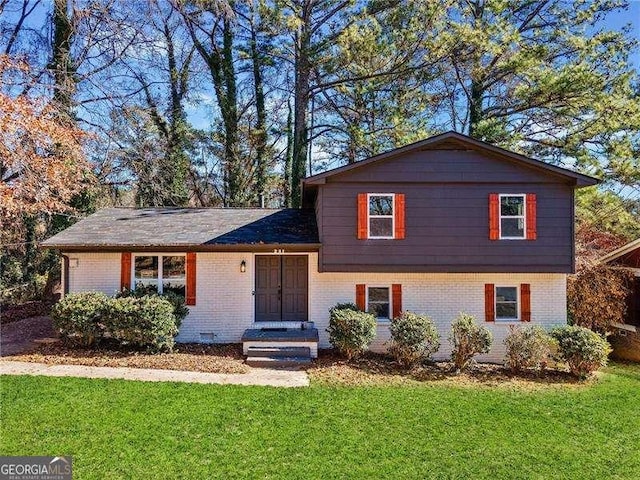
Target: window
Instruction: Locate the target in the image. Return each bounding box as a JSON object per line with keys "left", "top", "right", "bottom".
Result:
{"left": 368, "top": 194, "right": 394, "bottom": 239}
{"left": 499, "top": 194, "right": 526, "bottom": 239}
{"left": 495, "top": 286, "right": 519, "bottom": 321}
{"left": 367, "top": 286, "right": 390, "bottom": 319}
{"left": 134, "top": 255, "right": 186, "bottom": 296}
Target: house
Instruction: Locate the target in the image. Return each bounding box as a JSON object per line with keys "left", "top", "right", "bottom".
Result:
{"left": 42, "top": 131, "right": 598, "bottom": 365}
{"left": 599, "top": 239, "right": 640, "bottom": 361}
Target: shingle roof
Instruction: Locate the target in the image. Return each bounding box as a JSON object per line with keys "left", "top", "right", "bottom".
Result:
{"left": 41, "top": 208, "right": 320, "bottom": 250}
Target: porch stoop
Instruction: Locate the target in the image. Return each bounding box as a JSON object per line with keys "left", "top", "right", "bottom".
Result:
{"left": 242, "top": 328, "right": 318, "bottom": 368}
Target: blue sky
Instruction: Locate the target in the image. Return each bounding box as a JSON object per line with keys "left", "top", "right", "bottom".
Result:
{"left": 603, "top": 0, "right": 640, "bottom": 67}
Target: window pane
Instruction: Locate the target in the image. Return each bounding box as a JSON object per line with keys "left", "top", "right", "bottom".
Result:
{"left": 369, "top": 302, "right": 389, "bottom": 319}
{"left": 163, "top": 256, "right": 185, "bottom": 279}
{"left": 368, "top": 287, "right": 389, "bottom": 302}
{"left": 369, "top": 218, "right": 393, "bottom": 237}
{"left": 163, "top": 281, "right": 185, "bottom": 297}
{"left": 369, "top": 196, "right": 393, "bottom": 216}
{"left": 501, "top": 196, "right": 524, "bottom": 216}
{"left": 135, "top": 256, "right": 158, "bottom": 279}
{"left": 501, "top": 218, "right": 524, "bottom": 237}
{"left": 496, "top": 302, "right": 517, "bottom": 319}
{"left": 134, "top": 281, "right": 158, "bottom": 294}
{"left": 496, "top": 287, "right": 517, "bottom": 302}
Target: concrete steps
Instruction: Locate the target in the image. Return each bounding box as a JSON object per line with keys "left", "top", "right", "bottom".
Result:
{"left": 245, "top": 345, "right": 313, "bottom": 368}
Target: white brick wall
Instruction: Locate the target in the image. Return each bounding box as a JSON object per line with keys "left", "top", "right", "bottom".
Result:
{"left": 307, "top": 253, "right": 567, "bottom": 362}
{"left": 67, "top": 251, "right": 567, "bottom": 363}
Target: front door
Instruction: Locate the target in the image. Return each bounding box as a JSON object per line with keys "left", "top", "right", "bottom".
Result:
{"left": 255, "top": 255, "right": 308, "bottom": 322}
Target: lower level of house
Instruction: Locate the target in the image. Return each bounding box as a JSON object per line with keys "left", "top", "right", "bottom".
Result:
{"left": 62, "top": 251, "right": 567, "bottom": 363}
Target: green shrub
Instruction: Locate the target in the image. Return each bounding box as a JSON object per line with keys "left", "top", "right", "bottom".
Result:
{"left": 503, "top": 325, "right": 553, "bottom": 373}
{"left": 103, "top": 295, "right": 178, "bottom": 352}
{"left": 116, "top": 287, "right": 188, "bottom": 328}
{"left": 550, "top": 325, "right": 611, "bottom": 379}
{"left": 449, "top": 313, "right": 492, "bottom": 371}
{"left": 51, "top": 292, "right": 110, "bottom": 346}
{"left": 388, "top": 311, "right": 440, "bottom": 368}
{"left": 327, "top": 303, "right": 376, "bottom": 359}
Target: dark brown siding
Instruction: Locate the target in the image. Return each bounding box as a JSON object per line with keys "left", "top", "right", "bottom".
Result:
{"left": 316, "top": 148, "right": 575, "bottom": 273}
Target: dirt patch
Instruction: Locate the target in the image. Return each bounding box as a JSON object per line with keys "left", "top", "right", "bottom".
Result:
{"left": 7, "top": 341, "right": 250, "bottom": 374}
{"left": 1, "top": 301, "right": 54, "bottom": 324}
{"left": 1, "top": 316, "right": 55, "bottom": 356}
{"left": 307, "top": 350, "right": 587, "bottom": 390}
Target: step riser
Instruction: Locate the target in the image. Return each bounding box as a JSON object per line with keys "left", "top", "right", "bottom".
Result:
{"left": 246, "top": 357, "right": 312, "bottom": 368}
{"left": 243, "top": 341, "right": 318, "bottom": 358}
{"left": 247, "top": 347, "right": 311, "bottom": 358}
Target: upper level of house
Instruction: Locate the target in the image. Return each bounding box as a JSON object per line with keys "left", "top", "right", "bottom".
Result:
{"left": 302, "top": 131, "right": 598, "bottom": 274}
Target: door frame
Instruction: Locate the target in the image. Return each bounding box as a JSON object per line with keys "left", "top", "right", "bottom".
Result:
{"left": 253, "top": 253, "right": 310, "bottom": 323}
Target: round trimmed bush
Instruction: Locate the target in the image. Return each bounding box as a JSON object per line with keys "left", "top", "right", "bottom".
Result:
{"left": 327, "top": 303, "right": 376, "bottom": 359}
{"left": 503, "top": 325, "right": 553, "bottom": 373}
{"left": 550, "top": 325, "right": 611, "bottom": 379}
{"left": 388, "top": 311, "right": 440, "bottom": 367}
{"left": 449, "top": 313, "right": 492, "bottom": 372}
{"left": 51, "top": 292, "right": 109, "bottom": 346}
{"left": 116, "top": 287, "right": 188, "bottom": 328}
{"left": 103, "top": 295, "right": 178, "bottom": 352}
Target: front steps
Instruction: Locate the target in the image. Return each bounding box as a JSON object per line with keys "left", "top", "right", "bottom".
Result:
{"left": 242, "top": 328, "right": 318, "bottom": 368}
{"left": 245, "top": 346, "right": 312, "bottom": 368}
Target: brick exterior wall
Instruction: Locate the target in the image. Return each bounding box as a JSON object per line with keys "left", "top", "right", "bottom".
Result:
{"left": 66, "top": 252, "right": 567, "bottom": 363}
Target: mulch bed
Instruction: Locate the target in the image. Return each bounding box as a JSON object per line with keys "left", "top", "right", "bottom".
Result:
{"left": 307, "top": 349, "right": 585, "bottom": 389}
{"left": 1, "top": 301, "right": 55, "bottom": 324}
{"left": 8, "top": 341, "right": 250, "bottom": 374}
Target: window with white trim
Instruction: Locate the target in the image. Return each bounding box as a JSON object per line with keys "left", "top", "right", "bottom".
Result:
{"left": 367, "top": 286, "right": 390, "bottom": 319}
{"left": 495, "top": 286, "right": 519, "bottom": 321}
{"left": 368, "top": 194, "right": 394, "bottom": 239}
{"left": 499, "top": 194, "right": 526, "bottom": 239}
{"left": 134, "top": 255, "right": 186, "bottom": 296}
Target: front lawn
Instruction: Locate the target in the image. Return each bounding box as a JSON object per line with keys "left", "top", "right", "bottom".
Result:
{"left": 1, "top": 363, "right": 639, "bottom": 479}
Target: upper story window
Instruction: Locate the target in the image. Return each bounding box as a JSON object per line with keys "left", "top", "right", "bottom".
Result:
{"left": 368, "top": 194, "right": 394, "bottom": 239}
{"left": 134, "top": 254, "right": 186, "bottom": 296}
{"left": 499, "top": 194, "right": 526, "bottom": 239}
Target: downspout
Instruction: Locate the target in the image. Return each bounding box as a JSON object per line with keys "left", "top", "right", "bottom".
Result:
{"left": 61, "top": 254, "right": 70, "bottom": 296}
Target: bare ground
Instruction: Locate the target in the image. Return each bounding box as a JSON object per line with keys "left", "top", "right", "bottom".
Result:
{"left": 7, "top": 341, "right": 250, "bottom": 374}
{"left": 306, "top": 349, "right": 588, "bottom": 390}
{"left": 1, "top": 315, "right": 55, "bottom": 356}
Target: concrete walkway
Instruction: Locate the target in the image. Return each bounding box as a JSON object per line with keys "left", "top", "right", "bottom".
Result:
{"left": 0, "top": 360, "right": 309, "bottom": 387}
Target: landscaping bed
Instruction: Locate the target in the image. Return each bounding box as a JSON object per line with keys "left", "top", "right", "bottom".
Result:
{"left": 7, "top": 341, "right": 249, "bottom": 374}
{"left": 1, "top": 301, "right": 54, "bottom": 324}
{"left": 307, "top": 349, "right": 583, "bottom": 389}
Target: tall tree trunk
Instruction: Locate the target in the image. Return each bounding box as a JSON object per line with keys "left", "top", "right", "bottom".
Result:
{"left": 468, "top": 77, "right": 483, "bottom": 138}
{"left": 164, "top": 21, "right": 190, "bottom": 206}
{"left": 221, "top": 17, "right": 241, "bottom": 206}
{"left": 291, "top": 9, "right": 311, "bottom": 208}
{"left": 284, "top": 100, "right": 293, "bottom": 207}
{"left": 50, "top": 0, "right": 76, "bottom": 120}
{"left": 250, "top": 16, "right": 267, "bottom": 207}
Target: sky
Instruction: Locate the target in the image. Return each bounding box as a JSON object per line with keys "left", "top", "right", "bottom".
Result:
{"left": 602, "top": 0, "right": 640, "bottom": 68}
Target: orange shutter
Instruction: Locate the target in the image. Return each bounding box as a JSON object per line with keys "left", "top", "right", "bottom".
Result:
{"left": 521, "top": 283, "right": 531, "bottom": 322}
{"left": 186, "top": 252, "right": 197, "bottom": 306}
{"left": 120, "top": 252, "right": 131, "bottom": 291}
{"left": 392, "top": 284, "right": 402, "bottom": 319}
{"left": 357, "top": 193, "right": 368, "bottom": 239}
{"left": 394, "top": 194, "right": 406, "bottom": 239}
{"left": 485, "top": 284, "right": 495, "bottom": 322}
{"left": 356, "top": 284, "right": 366, "bottom": 311}
{"left": 526, "top": 193, "right": 537, "bottom": 240}
{"left": 489, "top": 193, "right": 500, "bottom": 240}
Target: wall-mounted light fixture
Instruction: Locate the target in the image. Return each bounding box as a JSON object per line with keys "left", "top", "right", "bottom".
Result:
{"left": 240, "top": 260, "right": 246, "bottom": 273}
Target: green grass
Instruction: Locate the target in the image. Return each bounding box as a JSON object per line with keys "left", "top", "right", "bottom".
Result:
{"left": 2, "top": 364, "right": 640, "bottom": 479}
